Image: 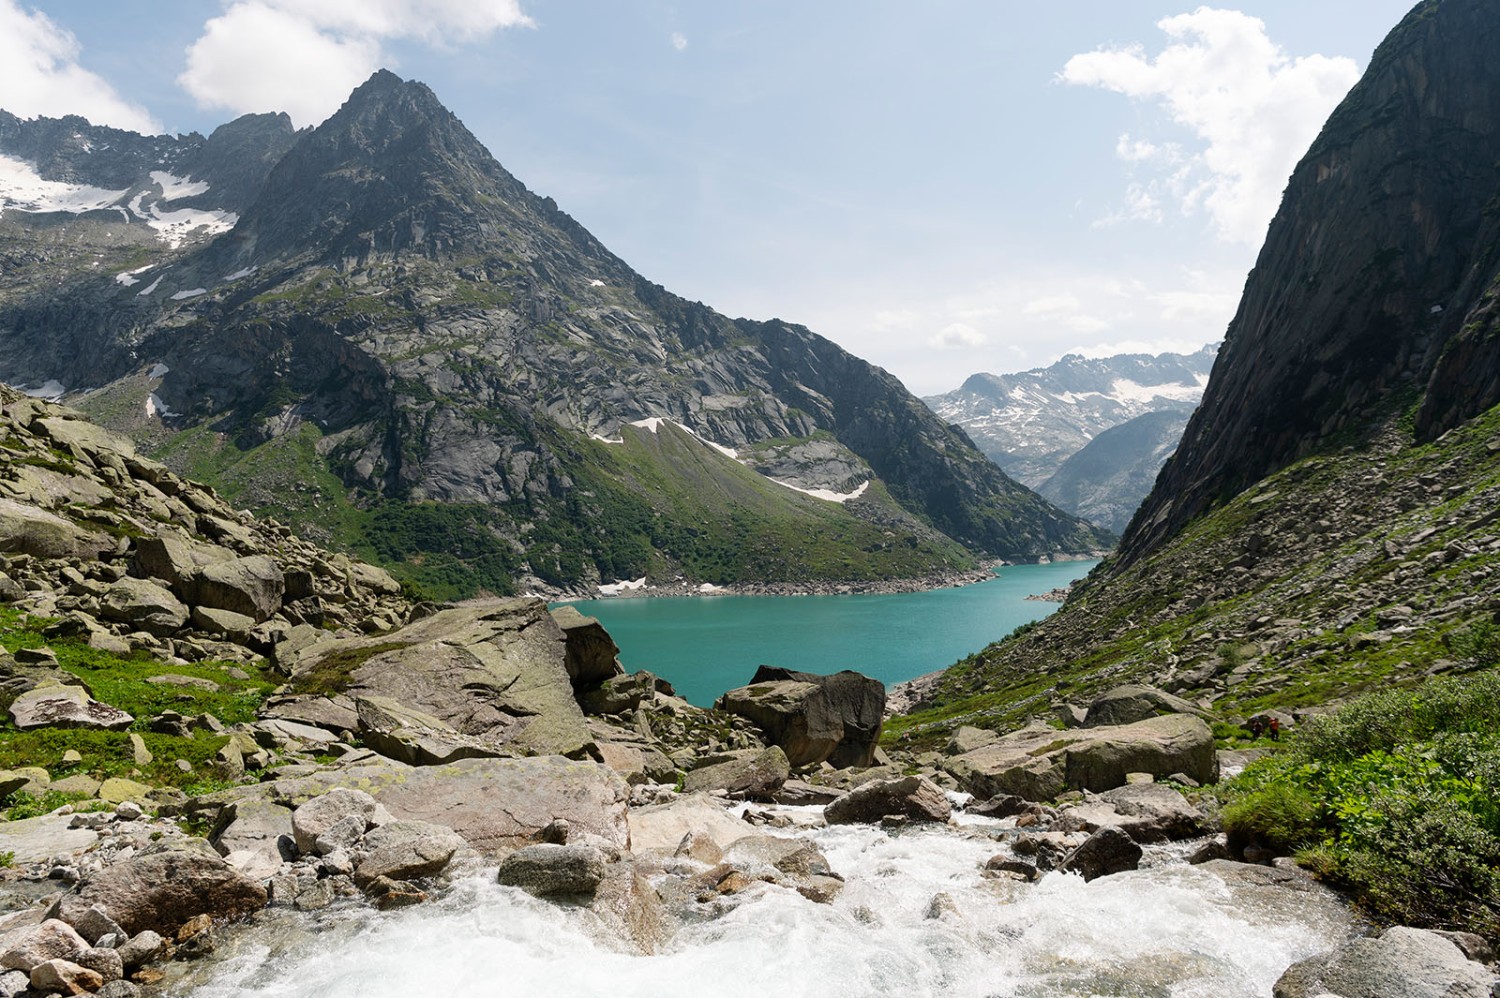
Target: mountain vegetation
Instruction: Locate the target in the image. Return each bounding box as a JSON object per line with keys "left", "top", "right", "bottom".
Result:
{"left": 0, "top": 73, "right": 1108, "bottom": 597}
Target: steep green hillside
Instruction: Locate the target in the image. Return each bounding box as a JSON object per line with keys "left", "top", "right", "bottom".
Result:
{"left": 891, "top": 396, "right": 1500, "bottom": 742}
{"left": 139, "top": 414, "right": 975, "bottom": 600}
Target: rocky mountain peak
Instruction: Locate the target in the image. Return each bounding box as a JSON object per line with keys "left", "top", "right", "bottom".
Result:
{"left": 1117, "top": 0, "right": 1500, "bottom": 567}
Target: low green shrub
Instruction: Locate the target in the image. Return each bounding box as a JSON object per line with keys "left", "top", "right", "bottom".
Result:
{"left": 1219, "top": 670, "right": 1500, "bottom": 935}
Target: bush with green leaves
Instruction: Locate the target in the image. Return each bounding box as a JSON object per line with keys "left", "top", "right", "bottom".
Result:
{"left": 1220, "top": 669, "right": 1500, "bottom": 935}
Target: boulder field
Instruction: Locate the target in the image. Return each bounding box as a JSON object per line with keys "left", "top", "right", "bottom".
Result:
{"left": 0, "top": 387, "right": 1489, "bottom": 994}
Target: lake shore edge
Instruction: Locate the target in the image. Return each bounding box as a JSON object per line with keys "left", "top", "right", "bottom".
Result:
{"left": 536, "top": 551, "right": 1106, "bottom": 604}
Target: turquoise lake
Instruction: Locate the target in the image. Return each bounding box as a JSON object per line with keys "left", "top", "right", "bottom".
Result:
{"left": 560, "top": 560, "right": 1099, "bottom": 706}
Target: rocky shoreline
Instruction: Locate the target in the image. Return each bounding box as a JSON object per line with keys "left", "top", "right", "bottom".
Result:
{"left": 537, "top": 551, "right": 1108, "bottom": 603}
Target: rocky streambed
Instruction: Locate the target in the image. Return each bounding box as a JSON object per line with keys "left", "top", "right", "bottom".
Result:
{"left": 136, "top": 795, "right": 1436, "bottom": 998}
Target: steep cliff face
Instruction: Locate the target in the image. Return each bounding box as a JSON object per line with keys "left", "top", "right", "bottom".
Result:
{"left": 897, "top": 0, "right": 1500, "bottom": 739}
{"left": 1120, "top": 0, "right": 1500, "bottom": 566}
{"left": 0, "top": 73, "right": 1108, "bottom": 594}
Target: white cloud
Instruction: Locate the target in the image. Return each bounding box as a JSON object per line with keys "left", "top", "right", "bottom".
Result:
{"left": 0, "top": 0, "right": 160, "bottom": 132}
{"left": 671, "top": 32, "right": 688, "bottom": 52}
{"left": 178, "top": 0, "right": 533, "bottom": 128}
{"left": 1062, "top": 8, "right": 1360, "bottom": 244}
{"left": 871, "top": 308, "right": 921, "bottom": 331}
{"left": 928, "top": 322, "right": 987, "bottom": 350}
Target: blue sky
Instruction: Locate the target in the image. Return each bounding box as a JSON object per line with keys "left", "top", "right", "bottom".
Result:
{"left": 1, "top": 1, "right": 1418, "bottom": 394}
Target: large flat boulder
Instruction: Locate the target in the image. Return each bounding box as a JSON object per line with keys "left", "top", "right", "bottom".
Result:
{"left": 0, "top": 499, "right": 110, "bottom": 560}
{"left": 681, "top": 746, "right": 789, "bottom": 801}
{"left": 133, "top": 532, "right": 234, "bottom": 590}
{"left": 627, "top": 793, "right": 757, "bottom": 854}
{"left": 187, "top": 555, "right": 285, "bottom": 621}
{"left": 716, "top": 668, "right": 885, "bottom": 768}
{"left": 943, "top": 714, "right": 1216, "bottom": 800}
{"left": 291, "top": 599, "right": 593, "bottom": 761}
{"left": 9, "top": 685, "right": 132, "bottom": 731}
{"left": 1057, "top": 782, "right": 1209, "bottom": 843}
{"left": 271, "top": 755, "right": 630, "bottom": 857}
{"left": 824, "top": 775, "right": 951, "bottom": 825}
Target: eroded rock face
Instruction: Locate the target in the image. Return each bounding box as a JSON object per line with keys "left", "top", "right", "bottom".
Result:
{"left": 549, "top": 606, "right": 623, "bottom": 690}
{"left": 943, "top": 715, "right": 1216, "bottom": 800}
{"left": 1121, "top": 0, "right": 1500, "bottom": 566}
{"left": 1274, "top": 926, "right": 1499, "bottom": 998}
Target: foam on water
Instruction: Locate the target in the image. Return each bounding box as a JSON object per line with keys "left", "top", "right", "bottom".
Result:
{"left": 180, "top": 821, "right": 1350, "bottom": 998}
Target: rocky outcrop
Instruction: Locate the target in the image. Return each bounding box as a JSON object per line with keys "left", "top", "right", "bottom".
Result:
{"left": 550, "top": 606, "right": 623, "bottom": 690}
{"left": 942, "top": 715, "right": 1216, "bottom": 800}
{"left": 284, "top": 599, "right": 593, "bottom": 761}
{"left": 716, "top": 668, "right": 885, "bottom": 768}
{"left": 1274, "top": 926, "right": 1499, "bottom": 998}
{"left": 0, "top": 386, "right": 414, "bottom": 670}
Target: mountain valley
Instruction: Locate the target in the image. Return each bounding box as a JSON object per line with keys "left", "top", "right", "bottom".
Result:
{"left": 0, "top": 74, "right": 1107, "bottom": 599}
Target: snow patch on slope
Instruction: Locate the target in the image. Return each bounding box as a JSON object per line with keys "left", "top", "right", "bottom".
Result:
{"left": 770, "top": 479, "right": 871, "bottom": 504}
{"left": 150, "top": 171, "right": 209, "bottom": 201}
{"left": 0, "top": 154, "right": 126, "bottom": 215}
{"left": 0, "top": 156, "right": 235, "bottom": 247}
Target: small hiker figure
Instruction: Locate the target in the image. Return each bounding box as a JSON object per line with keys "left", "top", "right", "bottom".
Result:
{"left": 1269, "top": 716, "right": 1281, "bottom": 741}
{"left": 1247, "top": 716, "right": 1264, "bottom": 739}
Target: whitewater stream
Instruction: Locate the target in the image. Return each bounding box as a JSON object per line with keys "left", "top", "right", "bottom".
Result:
{"left": 172, "top": 810, "right": 1354, "bottom": 998}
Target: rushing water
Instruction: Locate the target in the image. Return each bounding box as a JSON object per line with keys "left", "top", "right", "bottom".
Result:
{"left": 179, "top": 815, "right": 1353, "bottom": 998}
{"left": 561, "top": 561, "right": 1098, "bottom": 705}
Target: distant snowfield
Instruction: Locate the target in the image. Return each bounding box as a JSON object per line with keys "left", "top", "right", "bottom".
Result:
{"left": 0, "top": 155, "right": 235, "bottom": 248}
{"left": 170, "top": 288, "right": 207, "bottom": 301}
{"left": 0, "top": 154, "right": 126, "bottom": 215}
{"left": 597, "top": 577, "right": 647, "bottom": 596}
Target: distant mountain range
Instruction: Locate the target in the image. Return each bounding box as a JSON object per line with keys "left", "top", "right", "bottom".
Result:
{"left": 924, "top": 345, "right": 1217, "bottom": 533}
{"left": 0, "top": 72, "right": 1109, "bottom": 597}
